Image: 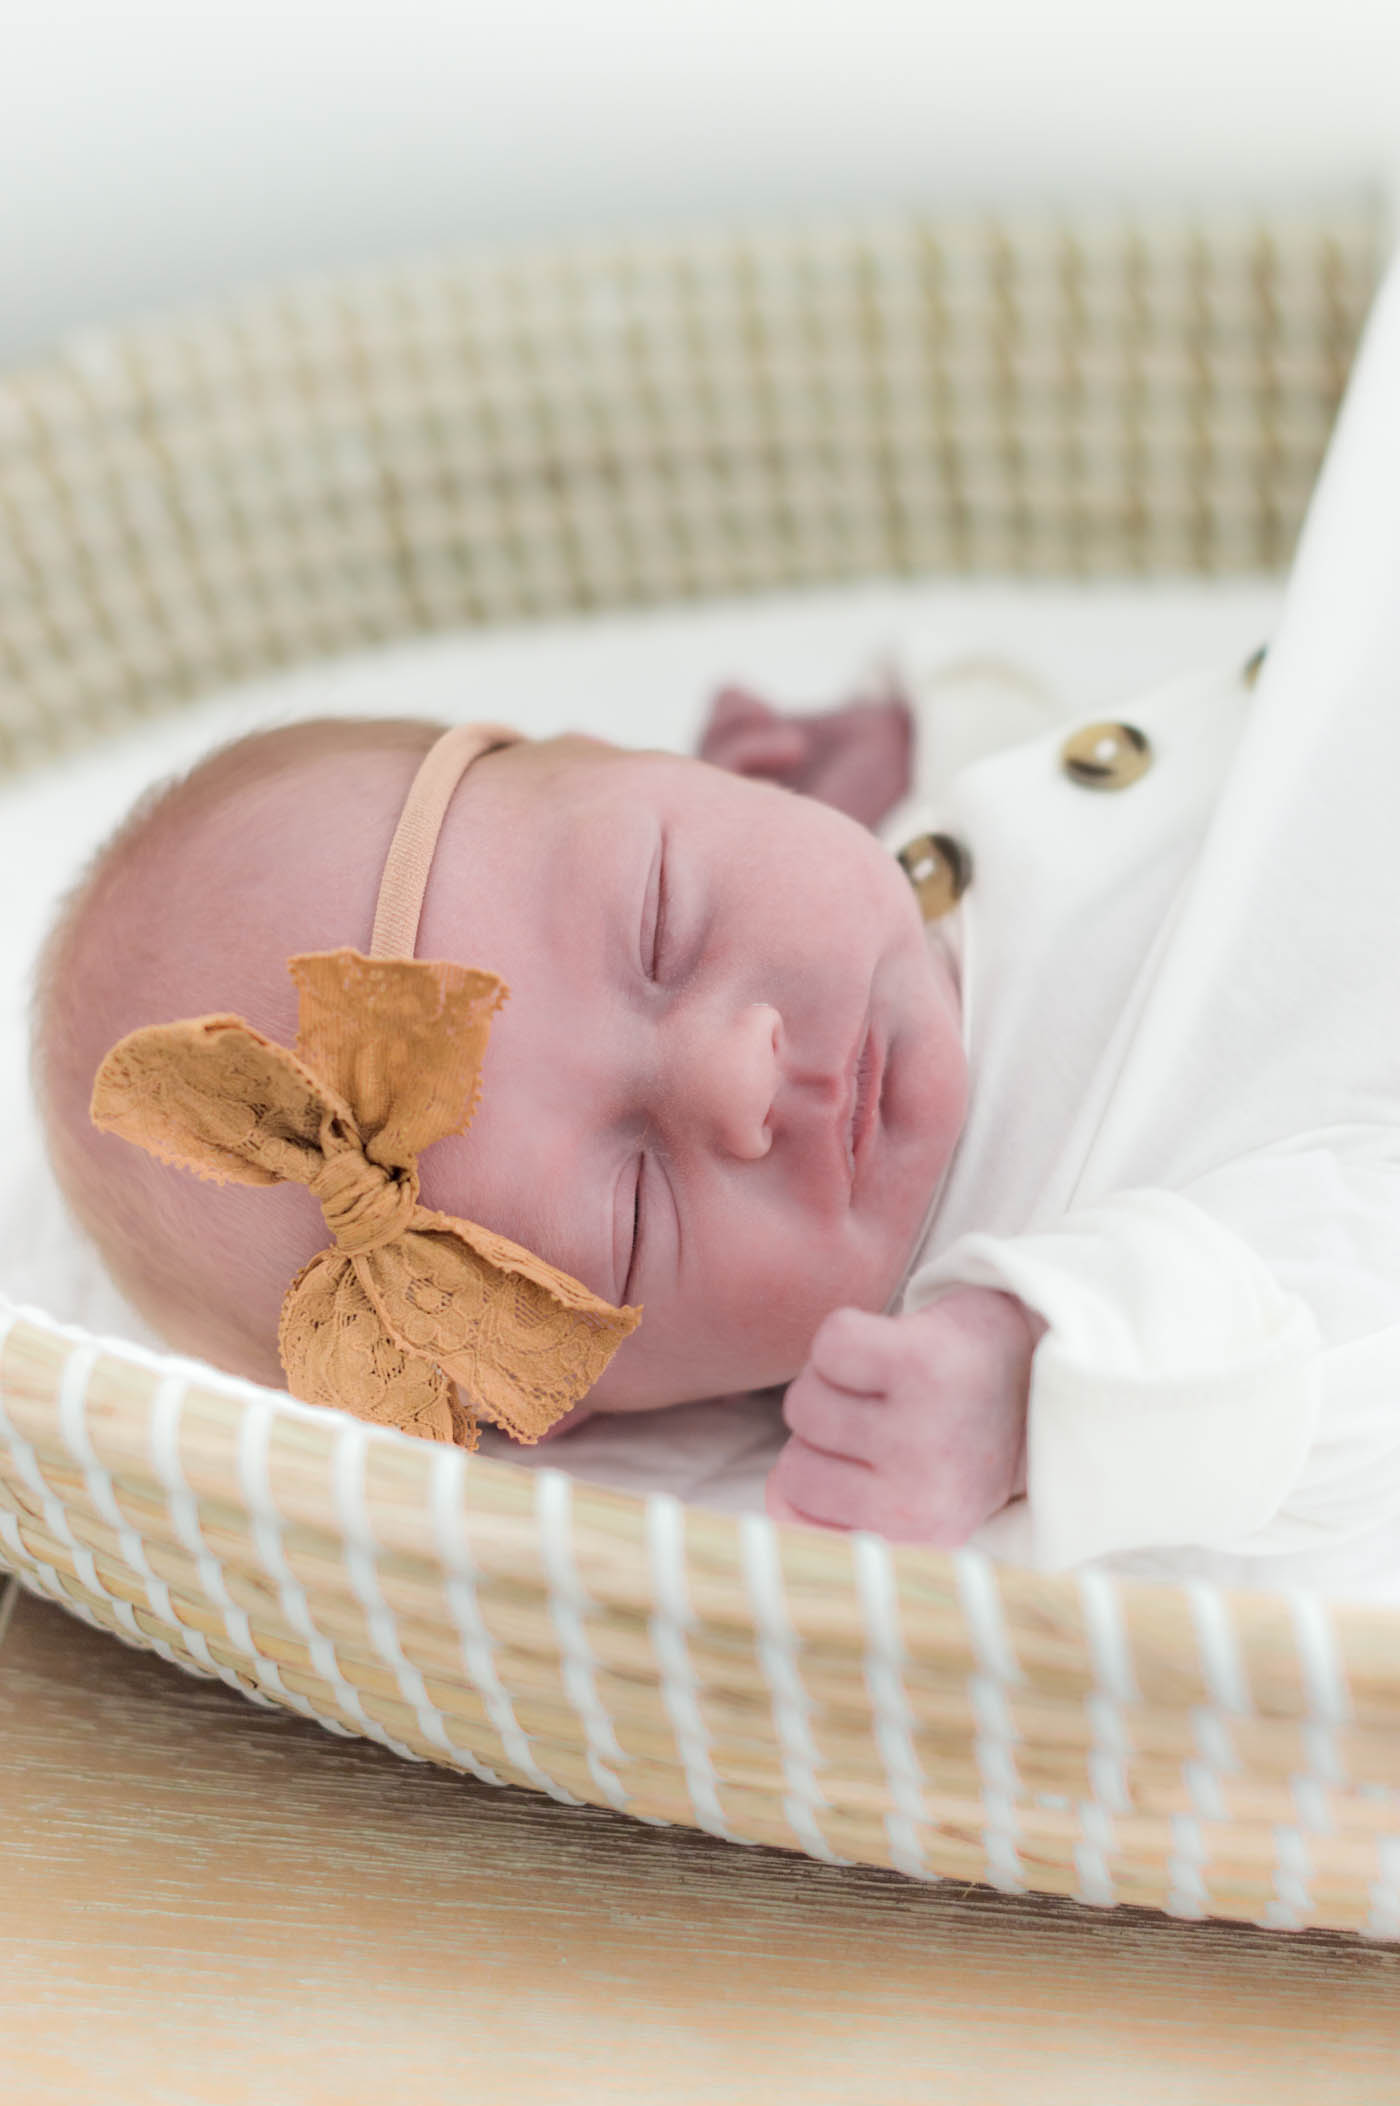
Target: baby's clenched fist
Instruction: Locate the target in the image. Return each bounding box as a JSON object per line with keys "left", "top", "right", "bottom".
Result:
{"left": 765, "top": 1289, "right": 1042, "bottom": 1545}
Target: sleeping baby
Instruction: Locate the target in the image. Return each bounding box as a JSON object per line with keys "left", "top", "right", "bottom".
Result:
{"left": 31, "top": 683, "right": 1034, "bottom": 1546}
{"left": 29, "top": 244, "right": 1400, "bottom": 1589}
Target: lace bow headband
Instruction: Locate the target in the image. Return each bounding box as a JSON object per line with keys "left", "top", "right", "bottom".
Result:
{"left": 90, "top": 721, "right": 642, "bottom": 1450}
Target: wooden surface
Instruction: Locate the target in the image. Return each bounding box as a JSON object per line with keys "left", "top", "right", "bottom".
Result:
{"left": 1, "top": 1574, "right": 1397, "bottom": 2105}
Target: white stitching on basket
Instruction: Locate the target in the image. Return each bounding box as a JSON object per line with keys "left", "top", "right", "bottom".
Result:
{"left": 1289, "top": 1587, "right": 1352, "bottom": 1727}
{"left": 1365, "top": 1836, "right": 1400, "bottom": 1942}
{"left": 236, "top": 1394, "right": 374, "bottom": 1731}
{"left": 230, "top": 1404, "right": 429, "bottom": 1756}
{"left": 1178, "top": 1579, "right": 1254, "bottom": 1919}
{"left": 956, "top": 1549, "right": 1023, "bottom": 1686}
{"left": 533, "top": 1468, "right": 632, "bottom": 1814}
{"left": 852, "top": 1532, "right": 931, "bottom": 1881}
{"left": 1083, "top": 1691, "right": 1132, "bottom": 1814}
{"left": 233, "top": 1395, "right": 408, "bottom": 1744}
{"left": 1288, "top": 1585, "right": 1351, "bottom": 1823}
{"left": 146, "top": 1371, "right": 290, "bottom": 1714}
{"left": 57, "top": 1346, "right": 179, "bottom": 1632}
{"left": 427, "top": 1444, "right": 581, "bottom": 1806}
{"left": 1074, "top": 1569, "right": 1139, "bottom": 1906}
{"left": 1073, "top": 1800, "right": 1118, "bottom": 1909}
{"left": 0, "top": 1323, "right": 199, "bottom": 1680}
{"left": 0, "top": 1308, "right": 92, "bottom": 1603}
{"left": 54, "top": 1347, "right": 262, "bottom": 1700}
{"left": 17, "top": 1344, "right": 142, "bottom": 1642}
{"left": 0, "top": 1322, "right": 268, "bottom": 1693}
{"left": 1167, "top": 1812, "right": 1210, "bottom": 1919}
{"left": 1264, "top": 1824, "right": 1313, "bottom": 1931}
{"left": 955, "top": 1550, "right": 1027, "bottom": 1894}
{"left": 327, "top": 1418, "right": 503, "bottom": 1783}
{"left": 645, "top": 1492, "right": 736, "bottom": 1843}
{"left": 738, "top": 1511, "right": 848, "bottom": 1865}
{"left": 1184, "top": 1750, "right": 1228, "bottom": 1825}
{"left": 1188, "top": 1580, "right": 1252, "bottom": 1714}
{"left": 1078, "top": 1566, "right": 1139, "bottom": 1705}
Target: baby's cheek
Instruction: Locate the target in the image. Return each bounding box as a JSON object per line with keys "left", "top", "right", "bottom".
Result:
{"left": 713, "top": 1230, "right": 830, "bottom": 1336}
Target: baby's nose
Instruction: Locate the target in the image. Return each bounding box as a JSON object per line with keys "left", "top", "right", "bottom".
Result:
{"left": 693, "top": 1001, "right": 780, "bottom": 1161}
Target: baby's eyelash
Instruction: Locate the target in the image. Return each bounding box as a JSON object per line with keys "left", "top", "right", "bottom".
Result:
{"left": 626, "top": 1153, "right": 645, "bottom": 1295}
{"left": 648, "top": 836, "right": 667, "bottom": 979}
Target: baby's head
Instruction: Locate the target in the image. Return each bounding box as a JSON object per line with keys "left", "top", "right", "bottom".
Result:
{"left": 32, "top": 712, "right": 967, "bottom": 1422}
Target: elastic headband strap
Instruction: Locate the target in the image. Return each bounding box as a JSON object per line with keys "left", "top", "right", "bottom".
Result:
{"left": 370, "top": 722, "right": 524, "bottom": 958}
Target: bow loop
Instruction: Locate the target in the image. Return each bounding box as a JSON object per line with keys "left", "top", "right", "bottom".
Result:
{"left": 291, "top": 950, "right": 506, "bottom": 1167}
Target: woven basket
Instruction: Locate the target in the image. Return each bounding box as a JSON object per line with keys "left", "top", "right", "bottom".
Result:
{"left": 3, "top": 205, "right": 1398, "bottom": 1940}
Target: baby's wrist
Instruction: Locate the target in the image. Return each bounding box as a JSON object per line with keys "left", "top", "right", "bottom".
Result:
{"left": 907, "top": 1286, "right": 1039, "bottom": 1509}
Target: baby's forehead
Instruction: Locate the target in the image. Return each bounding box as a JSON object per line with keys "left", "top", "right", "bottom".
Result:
{"left": 448, "top": 735, "right": 695, "bottom": 850}
{"left": 420, "top": 736, "right": 756, "bottom": 971}
{"left": 69, "top": 723, "right": 453, "bottom": 1061}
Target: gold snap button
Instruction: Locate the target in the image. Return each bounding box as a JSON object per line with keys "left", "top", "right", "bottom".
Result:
{"left": 896, "top": 831, "right": 972, "bottom": 921}
{"left": 1060, "top": 720, "right": 1153, "bottom": 791}
{"left": 1243, "top": 644, "right": 1267, "bottom": 688}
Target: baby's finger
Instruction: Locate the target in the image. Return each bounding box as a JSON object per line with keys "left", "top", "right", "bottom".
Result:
{"left": 769, "top": 1437, "right": 880, "bottom": 1535}
{"left": 807, "top": 1306, "right": 898, "bottom": 1394}
{"left": 764, "top": 1478, "right": 813, "bottom": 1527}
{"left": 782, "top": 1376, "right": 884, "bottom": 1464}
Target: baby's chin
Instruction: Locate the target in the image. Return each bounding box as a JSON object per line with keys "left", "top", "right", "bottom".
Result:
{"left": 530, "top": 1388, "right": 768, "bottom": 1439}
{"left": 533, "top": 1402, "right": 599, "bottom": 1441}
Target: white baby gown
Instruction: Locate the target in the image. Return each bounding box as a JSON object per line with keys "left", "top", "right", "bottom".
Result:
{"left": 893, "top": 239, "right": 1400, "bottom": 1594}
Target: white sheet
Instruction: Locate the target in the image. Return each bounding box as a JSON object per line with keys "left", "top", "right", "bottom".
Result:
{"left": 0, "top": 573, "right": 1284, "bottom": 1514}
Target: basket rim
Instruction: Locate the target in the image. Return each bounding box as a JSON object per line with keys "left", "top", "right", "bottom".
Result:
{"left": 5, "top": 1287, "right": 1397, "bottom": 1667}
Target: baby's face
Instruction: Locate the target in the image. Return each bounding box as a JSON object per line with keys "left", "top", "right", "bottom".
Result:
{"left": 415, "top": 736, "right": 968, "bottom": 1412}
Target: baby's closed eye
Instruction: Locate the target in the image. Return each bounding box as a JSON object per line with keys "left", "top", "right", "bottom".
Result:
{"left": 641, "top": 830, "right": 668, "bottom": 979}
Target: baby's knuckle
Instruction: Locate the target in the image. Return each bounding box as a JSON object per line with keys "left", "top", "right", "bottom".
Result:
{"left": 929, "top": 1310, "right": 990, "bottom": 1384}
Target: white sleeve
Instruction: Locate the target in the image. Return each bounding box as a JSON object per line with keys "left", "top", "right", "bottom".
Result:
{"left": 907, "top": 1137, "right": 1400, "bottom": 1571}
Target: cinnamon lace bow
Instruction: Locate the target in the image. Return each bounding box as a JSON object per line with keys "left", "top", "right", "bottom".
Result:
{"left": 90, "top": 948, "right": 642, "bottom": 1448}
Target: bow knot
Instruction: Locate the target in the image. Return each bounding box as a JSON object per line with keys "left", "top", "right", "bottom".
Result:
{"left": 310, "top": 1147, "right": 419, "bottom": 1256}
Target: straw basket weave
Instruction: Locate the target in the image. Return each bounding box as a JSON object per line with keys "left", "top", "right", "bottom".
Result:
{"left": 3, "top": 204, "right": 1398, "bottom": 1940}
